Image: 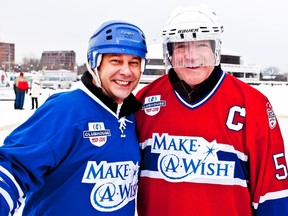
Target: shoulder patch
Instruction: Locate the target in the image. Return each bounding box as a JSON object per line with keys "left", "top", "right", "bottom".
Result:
{"left": 266, "top": 102, "right": 277, "bottom": 129}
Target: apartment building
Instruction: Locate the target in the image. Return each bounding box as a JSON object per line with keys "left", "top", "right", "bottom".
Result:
{"left": 0, "top": 42, "right": 15, "bottom": 71}
{"left": 40, "top": 50, "right": 76, "bottom": 70}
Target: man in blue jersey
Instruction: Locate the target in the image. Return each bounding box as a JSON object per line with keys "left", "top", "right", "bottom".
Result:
{"left": 0, "top": 20, "right": 147, "bottom": 215}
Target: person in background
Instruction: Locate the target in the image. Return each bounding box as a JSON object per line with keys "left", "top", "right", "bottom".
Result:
{"left": 135, "top": 5, "right": 288, "bottom": 216}
{"left": 0, "top": 20, "right": 147, "bottom": 215}
{"left": 29, "top": 76, "right": 41, "bottom": 109}
{"left": 14, "top": 71, "right": 28, "bottom": 110}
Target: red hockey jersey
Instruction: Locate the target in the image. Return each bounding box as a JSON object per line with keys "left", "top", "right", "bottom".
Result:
{"left": 136, "top": 71, "right": 288, "bottom": 216}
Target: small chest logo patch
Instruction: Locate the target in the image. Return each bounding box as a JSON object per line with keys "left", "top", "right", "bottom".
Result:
{"left": 142, "top": 95, "right": 166, "bottom": 116}
{"left": 83, "top": 122, "right": 111, "bottom": 147}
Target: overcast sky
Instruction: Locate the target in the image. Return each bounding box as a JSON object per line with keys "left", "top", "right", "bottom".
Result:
{"left": 0, "top": 0, "right": 287, "bottom": 72}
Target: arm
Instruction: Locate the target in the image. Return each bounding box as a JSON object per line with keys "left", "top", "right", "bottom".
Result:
{"left": 248, "top": 100, "right": 288, "bottom": 215}
{"left": 0, "top": 105, "right": 60, "bottom": 214}
{"left": 0, "top": 161, "right": 25, "bottom": 215}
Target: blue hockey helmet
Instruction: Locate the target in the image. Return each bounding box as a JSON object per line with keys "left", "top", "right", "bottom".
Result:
{"left": 87, "top": 20, "right": 147, "bottom": 71}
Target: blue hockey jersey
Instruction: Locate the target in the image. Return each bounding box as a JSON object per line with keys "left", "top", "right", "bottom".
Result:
{"left": 0, "top": 73, "right": 141, "bottom": 215}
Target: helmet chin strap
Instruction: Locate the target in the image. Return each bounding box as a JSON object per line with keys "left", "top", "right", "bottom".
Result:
{"left": 86, "top": 54, "right": 114, "bottom": 102}
{"left": 86, "top": 54, "right": 102, "bottom": 88}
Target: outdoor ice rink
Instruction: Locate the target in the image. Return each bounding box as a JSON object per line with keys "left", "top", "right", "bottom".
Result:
{"left": 1, "top": 82, "right": 288, "bottom": 215}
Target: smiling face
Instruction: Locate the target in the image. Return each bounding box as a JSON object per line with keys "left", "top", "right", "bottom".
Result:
{"left": 96, "top": 53, "right": 142, "bottom": 104}
{"left": 171, "top": 40, "right": 215, "bottom": 87}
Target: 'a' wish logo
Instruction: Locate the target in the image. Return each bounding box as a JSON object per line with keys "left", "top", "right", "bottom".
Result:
{"left": 151, "top": 133, "right": 236, "bottom": 182}
{"left": 82, "top": 161, "right": 139, "bottom": 212}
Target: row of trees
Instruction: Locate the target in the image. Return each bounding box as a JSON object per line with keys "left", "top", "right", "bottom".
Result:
{"left": 260, "top": 66, "right": 288, "bottom": 81}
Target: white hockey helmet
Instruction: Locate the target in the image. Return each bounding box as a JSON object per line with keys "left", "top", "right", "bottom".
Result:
{"left": 162, "top": 5, "right": 224, "bottom": 69}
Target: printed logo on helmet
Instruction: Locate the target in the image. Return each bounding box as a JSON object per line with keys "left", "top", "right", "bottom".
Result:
{"left": 142, "top": 95, "right": 166, "bottom": 116}
{"left": 83, "top": 122, "right": 111, "bottom": 147}
{"left": 266, "top": 102, "right": 277, "bottom": 129}
{"left": 178, "top": 28, "right": 199, "bottom": 34}
{"left": 120, "top": 30, "right": 135, "bottom": 37}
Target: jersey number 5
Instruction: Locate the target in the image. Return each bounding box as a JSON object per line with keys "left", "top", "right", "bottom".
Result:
{"left": 273, "top": 153, "right": 288, "bottom": 180}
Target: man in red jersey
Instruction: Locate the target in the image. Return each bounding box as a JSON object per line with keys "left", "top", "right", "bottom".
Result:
{"left": 136, "top": 4, "right": 288, "bottom": 216}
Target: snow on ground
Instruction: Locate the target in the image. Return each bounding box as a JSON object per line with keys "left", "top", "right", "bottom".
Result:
{"left": 0, "top": 82, "right": 81, "bottom": 142}
{"left": 1, "top": 82, "right": 288, "bottom": 216}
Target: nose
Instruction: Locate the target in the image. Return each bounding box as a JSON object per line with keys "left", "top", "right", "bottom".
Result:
{"left": 119, "top": 62, "right": 132, "bottom": 76}
{"left": 185, "top": 44, "right": 198, "bottom": 58}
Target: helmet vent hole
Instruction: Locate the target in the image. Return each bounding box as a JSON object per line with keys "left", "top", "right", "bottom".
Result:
{"left": 106, "top": 29, "right": 113, "bottom": 40}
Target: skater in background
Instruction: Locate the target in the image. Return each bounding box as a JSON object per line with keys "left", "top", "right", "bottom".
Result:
{"left": 0, "top": 20, "right": 147, "bottom": 215}
{"left": 14, "top": 71, "right": 28, "bottom": 110}
{"left": 136, "top": 4, "right": 288, "bottom": 216}
{"left": 29, "top": 76, "right": 41, "bottom": 109}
